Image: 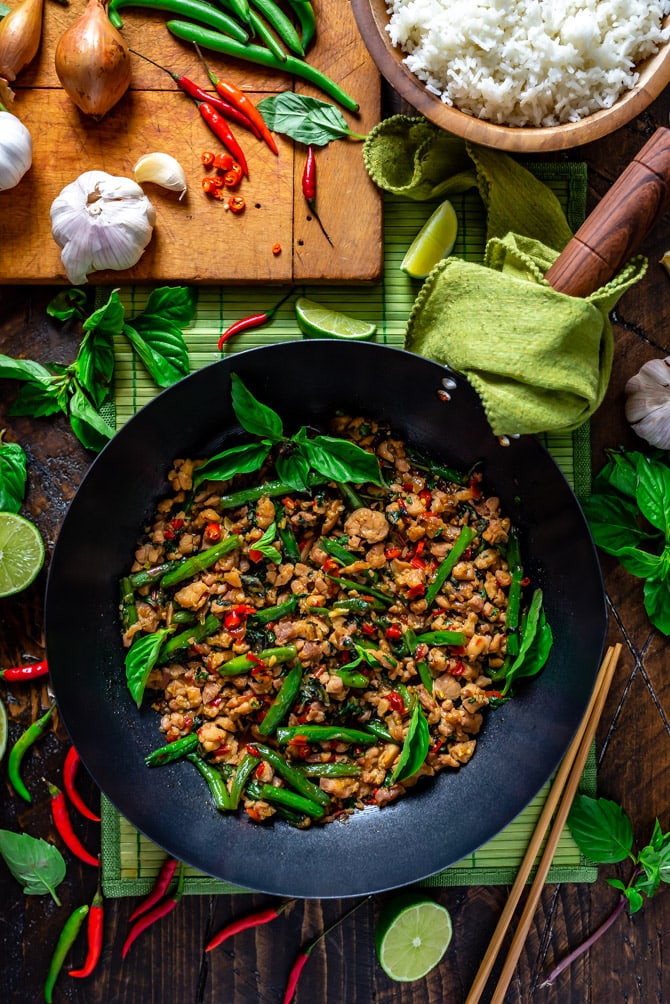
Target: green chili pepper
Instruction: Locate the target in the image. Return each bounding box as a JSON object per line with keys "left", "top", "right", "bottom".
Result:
{"left": 250, "top": 781, "right": 326, "bottom": 819}
{"left": 44, "top": 904, "right": 89, "bottom": 1003}
{"left": 187, "top": 753, "right": 232, "bottom": 810}
{"left": 160, "top": 534, "right": 241, "bottom": 588}
{"left": 258, "top": 663, "right": 303, "bottom": 736}
{"left": 275, "top": 725, "right": 378, "bottom": 747}
{"left": 108, "top": 0, "right": 249, "bottom": 39}
{"left": 8, "top": 702, "right": 55, "bottom": 803}
{"left": 285, "top": 0, "right": 316, "bottom": 49}
{"left": 424, "top": 525, "right": 478, "bottom": 607}
{"left": 166, "top": 21, "right": 360, "bottom": 112}
{"left": 159, "top": 613, "right": 221, "bottom": 660}
{"left": 298, "top": 762, "right": 362, "bottom": 778}
{"left": 145, "top": 732, "right": 199, "bottom": 767}
{"left": 228, "top": 752, "right": 261, "bottom": 809}
{"left": 218, "top": 644, "right": 297, "bottom": 677}
{"left": 249, "top": 0, "right": 304, "bottom": 55}
{"left": 249, "top": 595, "right": 299, "bottom": 625}
{"left": 247, "top": 742, "right": 330, "bottom": 807}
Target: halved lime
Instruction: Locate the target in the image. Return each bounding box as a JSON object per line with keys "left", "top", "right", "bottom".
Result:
{"left": 0, "top": 513, "right": 45, "bottom": 598}
{"left": 375, "top": 892, "right": 453, "bottom": 982}
{"left": 0, "top": 698, "right": 7, "bottom": 763}
{"left": 401, "top": 199, "right": 458, "bottom": 279}
{"left": 295, "top": 296, "right": 377, "bottom": 340}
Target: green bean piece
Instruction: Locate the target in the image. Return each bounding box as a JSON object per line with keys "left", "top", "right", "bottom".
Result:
{"left": 249, "top": 0, "right": 303, "bottom": 55}
{"left": 416, "top": 659, "right": 433, "bottom": 694}
{"left": 275, "top": 725, "right": 378, "bottom": 747}
{"left": 120, "top": 576, "right": 139, "bottom": 631}
{"left": 336, "top": 480, "right": 364, "bottom": 510}
{"left": 171, "top": 609, "right": 196, "bottom": 624}
{"left": 44, "top": 904, "right": 89, "bottom": 1003}
{"left": 320, "top": 537, "right": 358, "bottom": 565}
{"left": 414, "top": 629, "right": 467, "bottom": 647}
{"left": 247, "top": 742, "right": 331, "bottom": 806}
{"left": 244, "top": 779, "right": 310, "bottom": 825}
{"left": 334, "top": 597, "right": 382, "bottom": 613}
{"left": 166, "top": 21, "right": 360, "bottom": 112}
{"left": 364, "top": 719, "right": 394, "bottom": 743}
{"left": 335, "top": 669, "right": 370, "bottom": 689}
{"left": 258, "top": 663, "right": 303, "bottom": 735}
{"left": 325, "top": 574, "right": 394, "bottom": 606}
{"left": 276, "top": 512, "right": 301, "bottom": 562}
{"left": 218, "top": 644, "right": 298, "bottom": 677}
{"left": 129, "top": 561, "right": 172, "bottom": 588}
{"left": 159, "top": 613, "right": 221, "bottom": 660}
{"left": 405, "top": 447, "right": 468, "bottom": 486}
{"left": 248, "top": 9, "right": 287, "bottom": 61}
{"left": 187, "top": 753, "right": 232, "bottom": 810}
{"left": 249, "top": 595, "right": 299, "bottom": 625}
{"left": 8, "top": 702, "right": 55, "bottom": 803}
{"left": 107, "top": 0, "right": 249, "bottom": 39}
{"left": 504, "top": 529, "right": 523, "bottom": 658}
{"left": 285, "top": 0, "right": 316, "bottom": 49}
{"left": 424, "top": 525, "right": 478, "bottom": 607}
{"left": 145, "top": 732, "right": 199, "bottom": 767}
{"left": 228, "top": 752, "right": 262, "bottom": 809}
{"left": 214, "top": 471, "right": 328, "bottom": 510}
{"left": 251, "top": 782, "right": 326, "bottom": 819}
{"left": 298, "top": 762, "right": 362, "bottom": 778}
{"left": 160, "top": 534, "right": 241, "bottom": 588}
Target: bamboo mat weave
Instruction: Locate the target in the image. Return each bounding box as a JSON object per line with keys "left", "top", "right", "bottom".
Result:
{"left": 101, "top": 164, "right": 597, "bottom": 897}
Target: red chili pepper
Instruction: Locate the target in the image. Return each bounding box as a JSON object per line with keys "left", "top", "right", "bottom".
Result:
{"left": 450, "top": 661, "right": 465, "bottom": 677}
{"left": 234, "top": 604, "right": 257, "bottom": 616}
{"left": 228, "top": 195, "right": 246, "bottom": 214}
{"left": 407, "top": 584, "right": 426, "bottom": 599}
{"left": 213, "top": 152, "right": 234, "bottom": 172}
{"left": 206, "top": 900, "right": 293, "bottom": 951}
{"left": 69, "top": 880, "right": 104, "bottom": 979}
{"left": 122, "top": 863, "right": 185, "bottom": 959}
{"left": 1, "top": 659, "right": 49, "bottom": 681}
{"left": 63, "top": 746, "right": 101, "bottom": 823}
{"left": 302, "top": 145, "right": 333, "bottom": 247}
{"left": 46, "top": 781, "right": 99, "bottom": 868}
{"left": 195, "top": 43, "right": 278, "bottom": 154}
{"left": 217, "top": 288, "right": 294, "bottom": 350}
{"left": 361, "top": 623, "right": 377, "bottom": 637}
{"left": 384, "top": 546, "right": 402, "bottom": 560}
{"left": 387, "top": 690, "right": 405, "bottom": 714}
{"left": 201, "top": 150, "right": 216, "bottom": 166}
{"left": 521, "top": 576, "right": 531, "bottom": 587}
{"left": 224, "top": 610, "right": 242, "bottom": 630}
{"left": 418, "top": 489, "right": 433, "bottom": 507}
{"left": 197, "top": 101, "right": 249, "bottom": 177}
{"left": 283, "top": 899, "right": 370, "bottom": 1004}
{"left": 272, "top": 243, "right": 282, "bottom": 256}
{"left": 384, "top": 624, "right": 402, "bottom": 641}
{"left": 204, "top": 522, "right": 222, "bottom": 542}
{"left": 127, "top": 856, "right": 179, "bottom": 923}
{"left": 322, "top": 557, "right": 340, "bottom": 573}
{"left": 223, "top": 162, "right": 243, "bottom": 187}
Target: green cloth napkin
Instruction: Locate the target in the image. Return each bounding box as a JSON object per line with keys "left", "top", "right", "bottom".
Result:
{"left": 363, "top": 116, "right": 647, "bottom": 436}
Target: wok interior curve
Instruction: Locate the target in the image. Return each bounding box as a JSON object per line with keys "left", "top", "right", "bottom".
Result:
{"left": 45, "top": 341, "right": 606, "bottom": 898}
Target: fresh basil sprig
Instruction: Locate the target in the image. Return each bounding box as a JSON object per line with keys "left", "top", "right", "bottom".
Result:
{"left": 125, "top": 627, "right": 172, "bottom": 709}
{"left": 583, "top": 448, "right": 670, "bottom": 634}
{"left": 250, "top": 522, "right": 282, "bottom": 564}
{"left": 0, "top": 829, "right": 66, "bottom": 904}
{"left": 491, "top": 588, "right": 553, "bottom": 697}
{"left": 193, "top": 373, "right": 384, "bottom": 489}
{"left": 391, "top": 702, "right": 431, "bottom": 784}
{"left": 257, "top": 92, "right": 366, "bottom": 147}
{"left": 539, "top": 795, "right": 670, "bottom": 986}
{"left": 0, "top": 286, "right": 196, "bottom": 452}
{"left": 0, "top": 434, "right": 27, "bottom": 513}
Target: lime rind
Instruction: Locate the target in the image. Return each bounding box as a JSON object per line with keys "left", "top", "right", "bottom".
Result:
{"left": 0, "top": 698, "right": 7, "bottom": 763}
{"left": 0, "top": 512, "right": 46, "bottom": 598}
{"left": 375, "top": 894, "right": 453, "bottom": 982}
{"left": 401, "top": 199, "right": 458, "bottom": 279}
{"left": 295, "top": 296, "right": 377, "bottom": 341}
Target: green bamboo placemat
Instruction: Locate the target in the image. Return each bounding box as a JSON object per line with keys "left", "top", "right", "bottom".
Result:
{"left": 101, "top": 164, "right": 598, "bottom": 897}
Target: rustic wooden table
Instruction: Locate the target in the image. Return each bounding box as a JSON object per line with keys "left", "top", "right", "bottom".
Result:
{"left": 2, "top": 80, "right": 670, "bottom": 1004}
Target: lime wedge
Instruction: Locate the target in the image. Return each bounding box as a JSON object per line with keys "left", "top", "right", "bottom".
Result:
{"left": 375, "top": 892, "right": 453, "bottom": 982}
{"left": 401, "top": 199, "right": 458, "bottom": 279}
{"left": 0, "top": 698, "right": 7, "bottom": 763}
{"left": 0, "top": 513, "right": 45, "bottom": 598}
{"left": 295, "top": 296, "right": 377, "bottom": 340}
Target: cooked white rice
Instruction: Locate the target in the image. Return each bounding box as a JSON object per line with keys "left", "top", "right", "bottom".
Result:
{"left": 385, "top": 0, "right": 670, "bottom": 127}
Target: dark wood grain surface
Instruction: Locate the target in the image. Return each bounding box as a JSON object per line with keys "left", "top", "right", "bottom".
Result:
{"left": 2, "top": 82, "right": 670, "bottom": 1004}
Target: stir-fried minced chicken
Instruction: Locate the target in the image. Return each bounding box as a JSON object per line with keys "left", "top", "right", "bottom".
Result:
{"left": 121, "top": 417, "right": 514, "bottom": 827}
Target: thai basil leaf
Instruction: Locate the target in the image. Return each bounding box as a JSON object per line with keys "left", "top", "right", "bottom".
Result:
{"left": 231, "top": 374, "right": 284, "bottom": 441}
{"left": 46, "top": 287, "right": 89, "bottom": 321}
{"left": 614, "top": 545, "right": 664, "bottom": 578}
{"left": 593, "top": 449, "right": 645, "bottom": 498}
{"left": 583, "top": 493, "right": 653, "bottom": 553}
{"left": 297, "top": 431, "right": 383, "bottom": 485}
{"left": 635, "top": 844, "right": 663, "bottom": 899}
{"left": 643, "top": 571, "right": 670, "bottom": 635}
{"left": 123, "top": 319, "right": 189, "bottom": 389}
{"left": 125, "top": 627, "right": 171, "bottom": 708}
{"left": 68, "top": 386, "right": 115, "bottom": 452}
{"left": 567, "top": 794, "right": 634, "bottom": 864}
{"left": 256, "top": 92, "right": 365, "bottom": 147}
{"left": 500, "top": 589, "right": 552, "bottom": 694}
{"left": 193, "top": 441, "right": 271, "bottom": 487}
{"left": 0, "top": 829, "right": 66, "bottom": 904}
{"left": 391, "top": 702, "right": 430, "bottom": 784}
{"left": 75, "top": 299, "right": 119, "bottom": 408}
{"left": 135, "top": 286, "right": 197, "bottom": 328}
{"left": 83, "top": 288, "right": 125, "bottom": 339}
{"left": 10, "top": 380, "right": 63, "bottom": 418}
{"left": 0, "top": 439, "right": 26, "bottom": 513}
{"left": 0, "top": 354, "right": 54, "bottom": 385}
{"left": 635, "top": 455, "right": 670, "bottom": 536}
{"left": 250, "top": 522, "right": 282, "bottom": 564}
{"left": 275, "top": 449, "right": 311, "bottom": 491}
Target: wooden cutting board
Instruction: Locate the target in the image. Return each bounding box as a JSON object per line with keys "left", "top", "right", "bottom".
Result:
{"left": 1, "top": 0, "right": 382, "bottom": 285}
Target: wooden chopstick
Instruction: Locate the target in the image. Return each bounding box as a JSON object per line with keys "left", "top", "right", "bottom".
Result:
{"left": 465, "top": 643, "right": 621, "bottom": 1004}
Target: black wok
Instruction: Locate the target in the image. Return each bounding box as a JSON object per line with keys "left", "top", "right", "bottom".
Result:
{"left": 45, "top": 340, "right": 606, "bottom": 899}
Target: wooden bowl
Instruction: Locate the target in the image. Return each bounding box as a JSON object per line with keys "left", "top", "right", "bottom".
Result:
{"left": 352, "top": 0, "right": 670, "bottom": 152}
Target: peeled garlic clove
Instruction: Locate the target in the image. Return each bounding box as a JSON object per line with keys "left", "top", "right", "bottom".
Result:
{"left": 50, "top": 170, "right": 156, "bottom": 284}
{"left": 624, "top": 357, "right": 670, "bottom": 449}
{"left": 134, "top": 152, "right": 187, "bottom": 200}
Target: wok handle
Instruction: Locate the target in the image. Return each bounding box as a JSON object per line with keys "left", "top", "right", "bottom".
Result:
{"left": 545, "top": 126, "right": 670, "bottom": 298}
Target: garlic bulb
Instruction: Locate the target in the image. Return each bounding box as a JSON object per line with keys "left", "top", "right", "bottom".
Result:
{"left": 0, "top": 108, "right": 32, "bottom": 191}
{"left": 134, "top": 152, "right": 187, "bottom": 199}
{"left": 625, "top": 357, "right": 670, "bottom": 449}
{"left": 50, "top": 171, "right": 156, "bottom": 284}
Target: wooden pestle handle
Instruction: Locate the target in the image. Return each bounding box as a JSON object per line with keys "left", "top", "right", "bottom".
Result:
{"left": 545, "top": 126, "right": 670, "bottom": 297}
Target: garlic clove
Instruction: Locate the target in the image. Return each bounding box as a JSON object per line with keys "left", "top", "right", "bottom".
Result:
{"left": 0, "top": 109, "right": 32, "bottom": 192}
{"left": 134, "top": 152, "right": 187, "bottom": 200}
{"left": 624, "top": 357, "right": 670, "bottom": 449}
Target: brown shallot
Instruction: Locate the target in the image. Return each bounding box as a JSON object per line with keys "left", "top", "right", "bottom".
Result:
{"left": 0, "top": 0, "right": 44, "bottom": 83}
{"left": 54, "top": 0, "right": 131, "bottom": 119}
